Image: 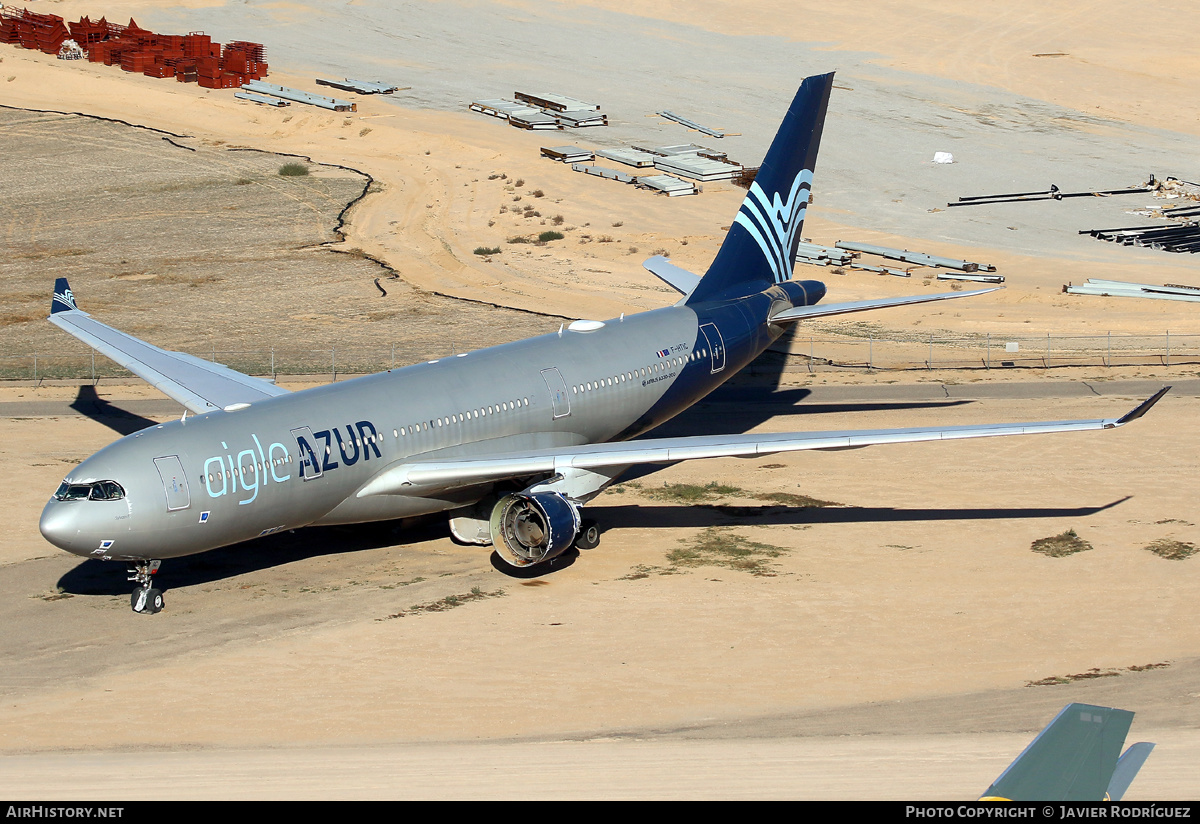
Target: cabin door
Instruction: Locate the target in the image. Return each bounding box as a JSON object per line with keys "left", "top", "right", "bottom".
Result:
{"left": 152, "top": 455, "right": 191, "bottom": 511}
{"left": 540, "top": 368, "right": 572, "bottom": 419}
{"left": 290, "top": 427, "right": 323, "bottom": 480}
{"left": 699, "top": 323, "right": 726, "bottom": 374}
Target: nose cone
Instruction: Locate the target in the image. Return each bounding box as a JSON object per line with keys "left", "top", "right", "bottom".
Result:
{"left": 39, "top": 500, "right": 88, "bottom": 557}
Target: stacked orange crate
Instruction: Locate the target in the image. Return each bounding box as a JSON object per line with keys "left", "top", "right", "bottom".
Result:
{"left": 15, "top": 11, "right": 69, "bottom": 54}
{"left": 196, "top": 54, "right": 222, "bottom": 88}
{"left": 226, "top": 40, "right": 265, "bottom": 62}
{"left": 3, "top": 10, "right": 270, "bottom": 87}
{"left": 0, "top": 9, "right": 20, "bottom": 45}
{"left": 183, "top": 32, "right": 211, "bottom": 58}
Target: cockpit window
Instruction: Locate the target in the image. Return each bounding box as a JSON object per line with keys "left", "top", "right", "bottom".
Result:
{"left": 54, "top": 480, "right": 125, "bottom": 501}
{"left": 89, "top": 481, "right": 125, "bottom": 501}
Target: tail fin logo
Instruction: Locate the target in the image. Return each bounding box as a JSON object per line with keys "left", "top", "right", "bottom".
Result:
{"left": 732, "top": 169, "right": 813, "bottom": 284}
{"left": 53, "top": 287, "right": 77, "bottom": 312}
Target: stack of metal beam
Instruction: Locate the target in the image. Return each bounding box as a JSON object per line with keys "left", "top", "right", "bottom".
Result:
{"left": 636, "top": 175, "right": 697, "bottom": 196}
{"left": 242, "top": 79, "right": 355, "bottom": 111}
{"left": 316, "top": 78, "right": 399, "bottom": 95}
{"left": 541, "top": 145, "right": 594, "bottom": 163}
{"left": 1064, "top": 279, "right": 1200, "bottom": 302}
{"left": 597, "top": 148, "right": 656, "bottom": 168}
{"left": 571, "top": 164, "right": 634, "bottom": 184}
{"left": 794, "top": 242, "right": 853, "bottom": 266}
{"left": 470, "top": 92, "right": 608, "bottom": 129}
{"left": 1083, "top": 222, "right": 1200, "bottom": 253}
{"left": 470, "top": 99, "right": 540, "bottom": 121}
{"left": 850, "top": 262, "right": 911, "bottom": 278}
{"left": 834, "top": 241, "right": 995, "bottom": 272}
{"left": 234, "top": 90, "right": 289, "bottom": 107}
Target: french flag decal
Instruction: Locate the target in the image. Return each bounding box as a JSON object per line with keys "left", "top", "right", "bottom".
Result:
{"left": 656, "top": 349, "right": 669, "bottom": 358}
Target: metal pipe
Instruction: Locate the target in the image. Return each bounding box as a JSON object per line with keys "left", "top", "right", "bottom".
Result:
{"left": 657, "top": 110, "right": 724, "bottom": 138}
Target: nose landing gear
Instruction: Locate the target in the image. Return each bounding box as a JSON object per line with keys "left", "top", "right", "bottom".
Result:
{"left": 128, "top": 560, "right": 164, "bottom": 614}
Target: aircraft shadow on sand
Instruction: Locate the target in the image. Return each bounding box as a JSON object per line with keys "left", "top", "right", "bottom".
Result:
{"left": 69, "top": 385, "right": 160, "bottom": 436}
{"left": 55, "top": 517, "right": 450, "bottom": 596}
{"left": 57, "top": 495, "right": 1128, "bottom": 595}
{"left": 588, "top": 496, "right": 1131, "bottom": 530}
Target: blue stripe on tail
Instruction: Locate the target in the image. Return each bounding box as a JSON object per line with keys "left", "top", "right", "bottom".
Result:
{"left": 687, "top": 73, "right": 834, "bottom": 305}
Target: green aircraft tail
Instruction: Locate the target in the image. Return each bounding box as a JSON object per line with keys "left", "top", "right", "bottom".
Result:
{"left": 981, "top": 703, "right": 1152, "bottom": 801}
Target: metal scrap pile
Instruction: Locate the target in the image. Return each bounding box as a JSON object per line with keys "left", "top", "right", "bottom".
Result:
{"left": 1082, "top": 222, "right": 1200, "bottom": 254}
{"left": 0, "top": 6, "right": 267, "bottom": 87}
{"left": 1083, "top": 177, "right": 1200, "bottom": 254}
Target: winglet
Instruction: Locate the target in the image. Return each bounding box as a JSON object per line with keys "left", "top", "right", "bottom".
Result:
{"left": 51, "top": 277, "right": 80, "bottom": 314}
{"left": 1113, "top": 386, "right": 1170, "bottom": 426}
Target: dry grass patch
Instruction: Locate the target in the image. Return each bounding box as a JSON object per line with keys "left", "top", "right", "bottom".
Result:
{"left": 1144, "top": 538, "right": 1198, "bottom": 560}
{"left": 1031, "top": 529, "right": 1093, "bottom": 557}
{"left": 377, "top": 587, "right": 504, "bottom": 620}
{"left": 758, "top": 491, "right": 840, "bottom": 508}
{"left": 633, "top": 482, "right": 839, "bottom": 509}
{"left": 642, "top": 481, "right": 744, "bottom": 502}
{"left": 667, "top": 527, "right": 787, "bottom": 577}
{"left": 1027, "top": 662, "right": 1170, "bottom": 687}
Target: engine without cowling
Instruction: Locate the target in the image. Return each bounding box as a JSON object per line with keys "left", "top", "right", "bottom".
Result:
{"left": 489, "top": 491, "right": 580, "bottom": 567}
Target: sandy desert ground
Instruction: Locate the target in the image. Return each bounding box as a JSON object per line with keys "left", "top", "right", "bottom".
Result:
{"left": 1, "top": 0, "right": 1199, "bottom": 800}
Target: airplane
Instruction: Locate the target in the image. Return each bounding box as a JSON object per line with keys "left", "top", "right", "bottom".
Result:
{"left": 38, "top": 72, "right": 1168, "bottom": 613}
{"left": 981, "top": 702, "right": 1155, "bottom": 801}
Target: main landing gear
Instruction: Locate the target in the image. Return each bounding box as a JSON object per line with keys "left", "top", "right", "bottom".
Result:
{"left": 128, "top": 560, "right": 164, "bottom": 614}
{"left": 575, "top": 519, "right": 601, "bottom": 551}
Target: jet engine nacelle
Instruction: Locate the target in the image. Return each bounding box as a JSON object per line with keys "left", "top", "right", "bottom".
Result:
{"left": 490, "top": 491, "right": 580, "bottom": 567}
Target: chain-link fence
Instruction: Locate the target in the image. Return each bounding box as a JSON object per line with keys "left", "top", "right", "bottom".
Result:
{"left": 758, "top": 332, "right": 1200, "bottom": 374}
{"left": 5, "top": 333, "right": 1199, "bottom": 382}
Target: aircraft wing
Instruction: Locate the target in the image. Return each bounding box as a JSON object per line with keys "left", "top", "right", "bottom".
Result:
{"left": 48, "top": 278, "right": 288, "bottom": 414}
{"left": 769, "top": 287, "right": 1001, "bottom": 322}
{"left": 358, "top": 388, "right": 1168, "bottom": 497}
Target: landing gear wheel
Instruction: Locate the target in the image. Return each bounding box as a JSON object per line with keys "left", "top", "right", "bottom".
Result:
{"left": 575, "top": 519, "right": 601, "bottom": 550}
{"left": 128, "top": 560, "right": 163, "bottom": 615}
{"left": 131, "top": 587, "right": 163, "bottom": 614}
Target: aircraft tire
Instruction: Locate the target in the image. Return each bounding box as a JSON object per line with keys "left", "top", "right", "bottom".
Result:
{"left": 131, "top": 588, "right": 165, "bottom": 614}
{"left": 575, "top": 520, "right": 601, "bottom": 550}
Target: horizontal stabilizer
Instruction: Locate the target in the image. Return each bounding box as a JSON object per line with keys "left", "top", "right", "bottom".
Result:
{"left": 356, "top": 392, "right": 1162, "bottom": 497}
{"left": 643, "top": 256, "right": 701, "bottom": 297}
{"left": 1107, "top": 742, "right": 1155, "bottom": 801}
{"left": 770, "top": 287, "right": 1000, "bottom": 323}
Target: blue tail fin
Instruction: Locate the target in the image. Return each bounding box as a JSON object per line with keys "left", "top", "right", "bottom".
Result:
{"left": 686, "top": 73, "right": 834, "bottom": 305}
